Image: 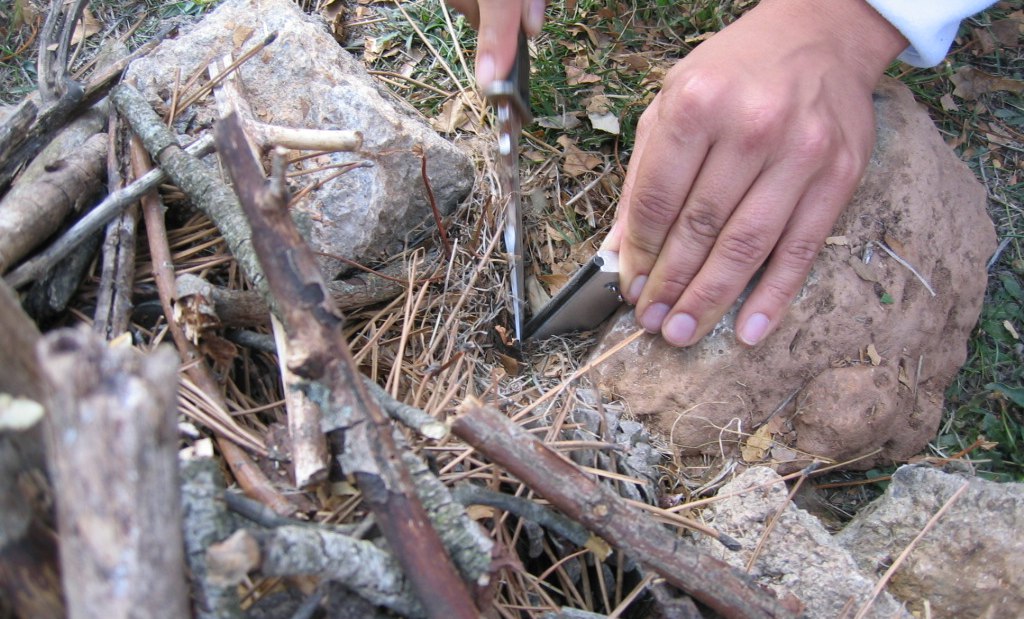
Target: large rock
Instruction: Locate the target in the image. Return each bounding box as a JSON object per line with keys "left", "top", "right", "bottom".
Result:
{"left": 692, "top": 467, "right": 909, "bottom": 618}
{"left": 125, "top": 0, "right": 473, "bottom": 277}
{"left": 836, "top": 465, "right": 1024, "bottom": 618}
{"left": 590, "top": 77, "right": 997, "bottom": 470}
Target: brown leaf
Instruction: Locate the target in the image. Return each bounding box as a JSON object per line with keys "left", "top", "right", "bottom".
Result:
{"left": 70, "top": 8, "right": 101, "bottom": 46}
{"left": 565, "top": 64, "right": 600, "bottom": 86}
{"left": 972, "top": 27, "right": 998, "bottom": 55}
{"left": 991, "top": 13, "right": 1022, "bottom": 48}
{"left": 866, "top": 344, "right": 881, "bottom": 367}
{"left": 950, "top": 66, "right": 1024, "bottom": 100}
{"left": 557, "top": 135, "right": 602, "bottom": 178}
{"left": 741, "top": 425, "right": 773, "bottom": 463}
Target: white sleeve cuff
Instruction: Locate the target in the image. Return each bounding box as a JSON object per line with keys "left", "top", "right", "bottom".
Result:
{"left": 864, "top": 0, "right": 997, "bottom": 67}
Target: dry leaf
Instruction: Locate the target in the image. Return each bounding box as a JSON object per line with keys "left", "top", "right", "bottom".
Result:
{"left": 526, "top": 276, "right": 551, "bottom": 315}
{"left": 557, "top": 135, "right": 602, "bottom": 178}
{"left": 848, "top": 257, "right": 881, "bottom": 283}
{"left": 990, "top": 13, "right": 1022, "bottom": 48}
{"left": 866, "top": 344, "right": 881, "bottom": 366}
{"left": 70, "top": 8, "right": 101, "bottom": 46}
{"left": 950, "top": 65, "right": 1024, "bottom": 100}
{"left": 825, "top": 235, "right": 849, "bottom": 246}
{"left": 536, "top": 112, "right": 582, "bottom": 130}
{"left": 898, "top": 363, "right": 912, "bottom": 388}
{"left": 1004, "top": 320, "right": 1020, "bottom": 340}
{"left": 588, "top": 111, "right": 620, "bottom": 134}
{"left": 740, "top": 425, "right": 773, "bottom": 463}
{"left": 940, "top": 93, "right": 959, "bottom": 112}
{"left": 430, "top": 94, "right": 472, "bottom": 134}
{"left": 565, "top": 64, "right": 601, "bottom": 86}
{"left": 497, "top": 353, "right": 519, "bottom": 375}
{"left": 616, "top": 53, "right": 650, "bottom": 72}
{"left": 972, "top": 27, "right": 998, "bottom": 55}
{"left": 537, "top": 272, "right": 570, "bottom": 291}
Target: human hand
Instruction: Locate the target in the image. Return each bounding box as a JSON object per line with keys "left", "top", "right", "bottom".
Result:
{"left": 444, "top": 0, "right": 546, "bottom": 88}
{"left": 603, "top": 0, "right": 908, "bottom": 348}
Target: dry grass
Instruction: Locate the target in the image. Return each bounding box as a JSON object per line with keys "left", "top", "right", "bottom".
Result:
{"left": 2, "top": 0, "right": 1021, "bottom": 615}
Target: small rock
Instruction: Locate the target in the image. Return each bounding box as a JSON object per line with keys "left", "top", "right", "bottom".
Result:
{"left": 125, "top": 0, "right": 473, "bottom": 277}
{"left": 590, "top": 77, "right": 997, "bottom": 470}
{"left": 836, "top": 465, "right": 1024, "bottom": 617}
{"left": 691, "top": 467, "right": 909, "bottom": 618}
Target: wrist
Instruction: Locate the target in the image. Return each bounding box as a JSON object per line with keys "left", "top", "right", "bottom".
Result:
{"left": 753, "top": 0, "right": 909, "bottom": 86}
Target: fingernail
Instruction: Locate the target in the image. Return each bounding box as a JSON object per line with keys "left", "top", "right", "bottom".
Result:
{"left": 476, "top": 53, "right": 496, "bottom": 88}
{"left": 525, "top": 0, "right": 546, "bottom": 34}
{"left": 739, "top": 312, "right": 770, "bottom": 346}
{"left": 663, "top": 313, "right": 697, "bottom": 347}
{"left": 640, "top": 303, "right": 670, "bottom": 333}
{"left": 626, "top": 275, "right": 647, "bottom": 304}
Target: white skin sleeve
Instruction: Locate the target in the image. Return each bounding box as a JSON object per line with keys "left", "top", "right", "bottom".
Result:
{"left": 865, "top": 0, "right": 999, "bottom": 67}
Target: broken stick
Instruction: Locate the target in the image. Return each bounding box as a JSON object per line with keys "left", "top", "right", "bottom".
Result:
{"left": 38, "top": 329, "right": 190, "bottom": 619}
{"left": 215, "top": 112, "right": 480, "bottom": 619}
{"left": 450, "top": 398, "right": 798, "bottom": 619}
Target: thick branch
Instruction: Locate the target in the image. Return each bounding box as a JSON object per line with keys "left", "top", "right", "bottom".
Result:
{"left": 215, "top": 113, "right": 479, "bottom": 619}
{"left": 0, "top": 132, "right": 107, "bottom": 274}
{"left": 208, "top": 527, "right": 423, "bottom": 617}
{"left": 37, "top": 329, "right": 190, "bottom": 619}
{"left": 112, "top": 83, "right": 266, "bottom": 296}
{"left": 450, "top": 399, "right": 797, "bottom": 619}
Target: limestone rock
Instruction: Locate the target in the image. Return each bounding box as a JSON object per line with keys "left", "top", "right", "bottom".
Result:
{"left": 691, "top": 467, "right": 909, "bottom": 618}
{"left": 125, "top": 0, "right": 473, "bottom": 277}
{"left": 836, "top": 465, "right": 1024, "bottom": 617}
{"left": 590, "top": 77, "right": 997, "bottom": 470}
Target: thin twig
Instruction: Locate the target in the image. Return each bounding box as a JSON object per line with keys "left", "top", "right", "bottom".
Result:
{"left": 874, "top": 241, "right": 936, "bottom": 297}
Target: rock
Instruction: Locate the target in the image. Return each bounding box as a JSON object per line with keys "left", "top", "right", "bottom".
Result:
{"left": 590, "top": 77, "right": 997, "bottom": 470}
{"left": 125, "top": 0, "right": 473, "bottom": 277}
{"left": 691, "top": 467, "right": 909, "bottom": 618}
{"left": 836, "top": 465, "right": 1024, "bottom": 617}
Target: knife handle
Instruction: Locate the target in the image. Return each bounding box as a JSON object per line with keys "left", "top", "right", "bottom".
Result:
{"left": 508, "top": 30, "right": 531, "bottom": 117}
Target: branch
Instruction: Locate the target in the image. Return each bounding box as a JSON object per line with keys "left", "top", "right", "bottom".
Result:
{"left": 450, "top": 399, "right": 798, "bottom": 619}
{"left": 214, "top": 112, "right": 480, "bottom": 619}
{"left": 37, "top": 328, "right": 190, "bottom": 619}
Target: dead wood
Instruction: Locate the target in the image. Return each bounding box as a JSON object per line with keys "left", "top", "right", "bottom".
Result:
{"left": 0, "top": 132, "right": 107, "bottom": 274}
{"left": 0, "top": 85, "right": 84, "bottom": 192}
{"left": 0, "top": 280, "right": 63, "bottom": 618}
{"left": 22, "top": 230, "right": 102, "bottom": 320}
{"left": 208, "top": 527, "right": 424, "bottom": 617}
{"left": 112, "top": 83, "right": 266, "bottom": 296}
{"left": 36, "top": 0, "right": 90, "bottom": 103}
{"left": 13, "top": 103, "right": 106, "bottom": 187}
{"left": 3, "top": 133, "right": 215, "bottom": 288}
{"left": 215, "top": 112, "right": 481, "bottom": 618}
{"left": 181, "top": 457, "right": 243, "bottom": 619}
{"left": 129, "top": 138, "right": 301, "bottom": 519}
{"left": 37, "top": 328, "right": 190, "bottom": 619}
{"left": 176, "top": 267, "right": 407, "bottom": 328}
{"left": 93, "top": 118, "right": 137, "bottom": 339}
{"left": 450, "top": 399, "right": 797, "bottom": 619}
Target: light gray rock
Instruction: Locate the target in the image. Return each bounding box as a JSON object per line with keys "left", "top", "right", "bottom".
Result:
{"left": 836, "top": 465, "right": 1024, "bottom": 618}
{"left": 590, "top": 77, "right": 997, "bottom": 471}
{"left": 125, "top": 0, "right": 473, "bottom": 277}
{"left": 692, "top": 467, "right": 910, "bottom": 618}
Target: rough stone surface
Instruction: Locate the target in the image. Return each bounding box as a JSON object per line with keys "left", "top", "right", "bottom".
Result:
{"left": 590, "top": 77, "right": 997, "bottom": 470}
{"left": 836, "top": 465, "right": 1024, "bottom": 618}
{"left": 125, "top": 0, "right": 473, "bottom": 277}
{"left": 691, "top": 467, "right": 909, "bottom": 618}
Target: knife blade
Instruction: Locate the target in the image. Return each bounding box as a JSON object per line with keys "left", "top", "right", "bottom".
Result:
{"left": 524, "top": 249, "right": 625, "bottom": 340}
{"left": 486, "top": 31, "right": 532, "bottom": 343}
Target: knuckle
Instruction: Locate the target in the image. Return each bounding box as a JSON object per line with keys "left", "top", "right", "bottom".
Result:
{"left": 679, "top": 201, "right": 725, "bottom": 242}
{"left": 717, "top": 226, "right": 771, "bottom": 267}
{"left": 779, "top": 237, "right": 822, "bottom": 268}
{"left": 791, "top": 122, "right": 834, "bottom": 160}
{"left": 687, "top": 279, "right": 730, "bottom": 308}
{"left": 631, "top": 187, "right": 682, "bottom": 231}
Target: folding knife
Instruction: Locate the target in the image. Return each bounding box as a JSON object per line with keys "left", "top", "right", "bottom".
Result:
{"left": 486, "top": 31, "right": 532, "bottom": 342}
{"left": 524, "top": 249, "right": 625, "bottom": 340}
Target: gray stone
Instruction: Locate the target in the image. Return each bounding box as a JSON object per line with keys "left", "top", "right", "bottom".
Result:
{"left": 590, "top": 77, "right": 997, "bottom": 471}
{"left": 125, "top": 0, "right": 473, "bottom": 277}
{"left": 836, "top": 465, "right": 1024, "bottom": 617}
{"left": 692, "top": 467, "right": 909, "bottom": 618}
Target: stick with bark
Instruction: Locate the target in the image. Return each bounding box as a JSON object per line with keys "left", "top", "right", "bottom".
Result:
{"left": 37, "top": 329, "right": 190, "bottom": 619}
{"left": 215, "top": 113, "right": 480, "bottom": 619}
{"left": 450, "top": 398, "right": 798, "bottom": 619}
{"left": 0, "top": 280, "right": 63, "bottom": 619}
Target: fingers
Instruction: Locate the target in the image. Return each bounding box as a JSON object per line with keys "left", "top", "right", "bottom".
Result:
{"left": 615, "top": 92, "right": 711, "bottom": 303}
{"left": 734, "top": 146, "right": 867, "bottom": 346}
{"left": 447, "top": 1, "right": 546, "bottom": 89}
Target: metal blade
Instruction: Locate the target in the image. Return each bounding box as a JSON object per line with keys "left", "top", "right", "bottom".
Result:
{"left": 486, "top": 32, "right": 531, "bottom": 343}
{"left": 524, "top": 250, "right": 624, "bottom": 340}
